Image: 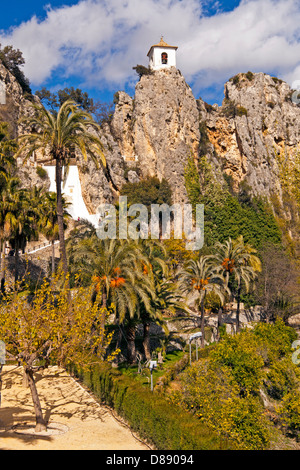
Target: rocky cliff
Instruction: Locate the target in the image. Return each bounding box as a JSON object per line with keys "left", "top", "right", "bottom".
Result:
{"left": 2, "top": 61, "right": 300, "bottom": 249}
{"left": 108, "top": 68, "right": 300, "bottom": 249}
{"left": 111, "top": 69, "right": 300, "bottom": 204}
{"left": 111, "top": 68, "right": 200, "bottom": 204}
{"left": 0, "top": 61, "right": 50, "bottom": 190}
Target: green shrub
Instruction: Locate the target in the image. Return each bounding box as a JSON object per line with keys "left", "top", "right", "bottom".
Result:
{"left": 132, "top": 65, "right": 154, "bottom": 79}
{"left": 177, "top": 322, "right": 299, "bottom": 448}
{"left": 211, "top": 329, "right": 265, "bottom": 396}
{"left": 277, "top": 390, "right": 300, "bottom": 440}
{"left": 253, "top": 320, "right": 297, "bottom": 358}
{"left": 179, "top": 359, "right": 270, "bottom": 449}
{"left": 245, "top": 71, "right": 254, "bottom": 81}
{"left": 69, "top": 362, "right": 230, "bottom": 450}
{"left": 236, "top": 106, "right": 248, "bottom": 117}
{"left": 184, "top": 155, "right": 282, "bottom": 249}
{"left": 265, "top": 359, "right": 299, "bottom": 399}
{"left": 231, "top": 75, "right": 240, "bottom": 85}
{"left": 36, "top": 165, "right": 48, "bottom": 179}
{"left": 222, "top": 98, "right": 237, "bottom": 118}
{"left": 121, "top": 176, "right": 172, "bottom": 210}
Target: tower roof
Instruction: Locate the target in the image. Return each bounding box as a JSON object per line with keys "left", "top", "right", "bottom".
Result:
{"left": 147, "top": 37, "right": 178, "bottom": 56}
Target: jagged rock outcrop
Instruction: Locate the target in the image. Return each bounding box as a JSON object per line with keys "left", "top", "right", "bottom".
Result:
{"left": 201, "top": 72, "right": 300, "bottom": 201}
{"left": 77, "top": 121, "right": 126, "bottom": 212}
{"left": 110, "top": 69, "right": 300, "bottom": 214}
{"left": 2, "top": 59, "right": 300, "bottom": 240}
{"left": 110, "top": 68, "right": 300, "bottom": 248}
{"left": 111, "top": 68, "right": 200, "bottom": 204}
{"left": 0, "top": 61, "right": 50, "bottom": 190}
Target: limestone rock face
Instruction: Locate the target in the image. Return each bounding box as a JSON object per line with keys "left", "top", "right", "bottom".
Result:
{"left": 110, "top": 69, "right": 300, "bottom": 220}
{"left": 0, "top": 61, "right": 25, "bottom": 137}
{"left": 0, "top": 61, "right": 50, "bottom": 190}
{"left": 111, "top": 68, "right": 200, "bottom": 204}
{"left": 2, "top": 57, "right": 300, "bottom": 233}
{"left": 203, "top": 72, "right": 300, "bottom": 202}
{"left": 77, "top": 122, "right": 126, "bottom": 213}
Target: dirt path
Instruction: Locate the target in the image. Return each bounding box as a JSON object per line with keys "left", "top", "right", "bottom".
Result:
{"left": 0, "top": 365, "right": 150, "bottom": 450}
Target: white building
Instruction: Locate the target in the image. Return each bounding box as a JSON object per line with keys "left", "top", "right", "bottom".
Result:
{"left": 0, "top": 81, "right": 6, "bottom": 105}
{"left": 44, "top": 165, "right": 98, "bottom": 226}
{"left": 147, "top": 37, "right": 178, "bottom": 71}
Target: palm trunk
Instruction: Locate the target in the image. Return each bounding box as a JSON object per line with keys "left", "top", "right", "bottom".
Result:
{"left": 51, "top": 240, "right": 55, "bottom": 274}
{"left": 200, "top": 297, "right": 205, "bottom": 348}
{"left": 0, "top": 241, "right": 6, "bottom": 295}
{"left": 217, "top": 306, "right": 223, "bottom": 341}
{"left": 55, "top": 158, "right": 68, "bottom": 276}
{"left": 14, "top": 239, "right": 19, "bottom": 287}
{"left": 143, "top": 322, "right": 151, "bottom": 361}
{"left": 99, "top": 286, "right": 107, "bottom": 347}
{"left": 126, "top": 323, "right": 137, "bottom": 364}
{"left": 236, "top": 283, "right": 241, "bottom": 332}
{"left": 25, "top": 366, "right": 47, "bottom": 432}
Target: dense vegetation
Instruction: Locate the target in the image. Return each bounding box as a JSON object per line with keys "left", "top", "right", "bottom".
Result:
{"left": 184, "top": 154, "right": 282, "bottom": 249}
{"left": 168, "top": 320, "right": 300, "bottom": 449}
{"left": 69, "top": 361, "right": 231, "bottom": 450}
{"left": 0, "top": 47, "right": 299, "bottom": 447}
{"left": 0, "top": 43, "right": 31, "bottom": 94}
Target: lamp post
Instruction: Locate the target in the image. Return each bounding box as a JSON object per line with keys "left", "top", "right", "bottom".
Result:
{"left": 149, "top": 360, "right": 157, "bottom": 392}
{"left": 188, "top": 332, "right": 202, "bottom": 365}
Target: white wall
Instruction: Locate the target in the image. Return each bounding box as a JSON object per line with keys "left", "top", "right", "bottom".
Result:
{"left": 44, "top": 165, "right": 98, "bottom": 226}
{"left": 149, "top": 47, "right": 176, "bottom": 70}
{"left": 0, "top": 81, "right": 6, "bottom": 104}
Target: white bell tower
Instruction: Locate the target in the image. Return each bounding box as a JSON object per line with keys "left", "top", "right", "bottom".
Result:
{"left": 147, "top": 37, "right": 178, "bottom": 71}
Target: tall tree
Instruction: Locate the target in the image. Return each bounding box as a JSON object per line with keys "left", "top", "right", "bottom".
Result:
{"left": 255, "top": 242, "right": 299, "bottom": 322}
{"left": 0, "top": 43, "right": 31, "bottom": 94}
{"left": 179, "top": 255, "right": 225, "bottom": 347}
{"left": 40, "top": 191, "right": 70, "bottom": 274}
{"left": 0, "top": 272, "right": 115, "bottom": 432}
{"left": 0, "top": 175, "right": 22, "bottom": 292}
{"left": 16, "top": 99, "right": 107, "bottom": 276}
{"left": 0, "top": 121, "right": 17, "bottom": 289}
{"left": 0, "top": 121, "right": 16, "bottom": 181}
{"left": 136, "top": 239, "right": 184, "bottom": 360}
{"left": 35, "top": 86, "right": 114, "bottom": 125}
{"left": 4, "top": 184, "right": 45, "bottom": 286}
{"left": 67, "top": 236, "right": 156, "bottom": 363}
{"left": 212, "top": 236, "right": 260, "bottom": 331}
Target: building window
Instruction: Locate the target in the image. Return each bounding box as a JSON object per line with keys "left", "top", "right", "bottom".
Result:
{"left": 161, "top": 52, "right": 168, "bottom": 64}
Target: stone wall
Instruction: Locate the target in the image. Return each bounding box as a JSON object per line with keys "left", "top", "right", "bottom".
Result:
{"left": 3, "top": 245, "right": 59, "bottom": 290}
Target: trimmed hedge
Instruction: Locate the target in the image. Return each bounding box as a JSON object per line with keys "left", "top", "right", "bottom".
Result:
{"left": 69, "top": 363, "right": 232, "bottom": 450}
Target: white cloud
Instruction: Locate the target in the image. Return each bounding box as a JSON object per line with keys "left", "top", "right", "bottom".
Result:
{"left": 1, "top": 0, "right": 300, "bottom": 98}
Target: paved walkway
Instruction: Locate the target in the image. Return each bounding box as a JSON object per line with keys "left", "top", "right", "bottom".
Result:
{"left": 0, "top": 366, "right": 150, "bottom": 450}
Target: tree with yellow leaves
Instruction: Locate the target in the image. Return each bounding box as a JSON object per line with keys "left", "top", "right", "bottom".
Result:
{"left": 0, "top": 271, "right": 116, "bottom": 432}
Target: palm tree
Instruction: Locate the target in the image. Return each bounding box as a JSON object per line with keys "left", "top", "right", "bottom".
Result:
{"left": 8, "top": 185, "right": 46, "bottom": 285}
{"left": 212, "top": 236, "right": 260, "bottom": 331}
{"left": 179, "top": 255, "right": 225, "bottom": 347}
{"left": 0, "top": 122, "right": 17, "bottom": 287}
{"left": 67, "top": 236, "right": 155, "bottom": 362}
{"left": 16, "top": 99, "right": 107, "bottom": 276}
{"left": 0, "top": 121, "right": 16, "bottom": 181}
{"left": 136, "top": 239, "right": 185, "bottom": 360}
{"left": 66, "top": 217, "right": 97, "bottom": 284}
{"left": 40, "top": 191, "right": 71, "bottom": 274}
{"left": 0, "top": 174, "right": 22, "bottom": 292}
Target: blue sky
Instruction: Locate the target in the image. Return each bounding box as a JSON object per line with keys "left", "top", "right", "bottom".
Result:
{"left": 1, "top": 0, "right": 300, "bottom": 106}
